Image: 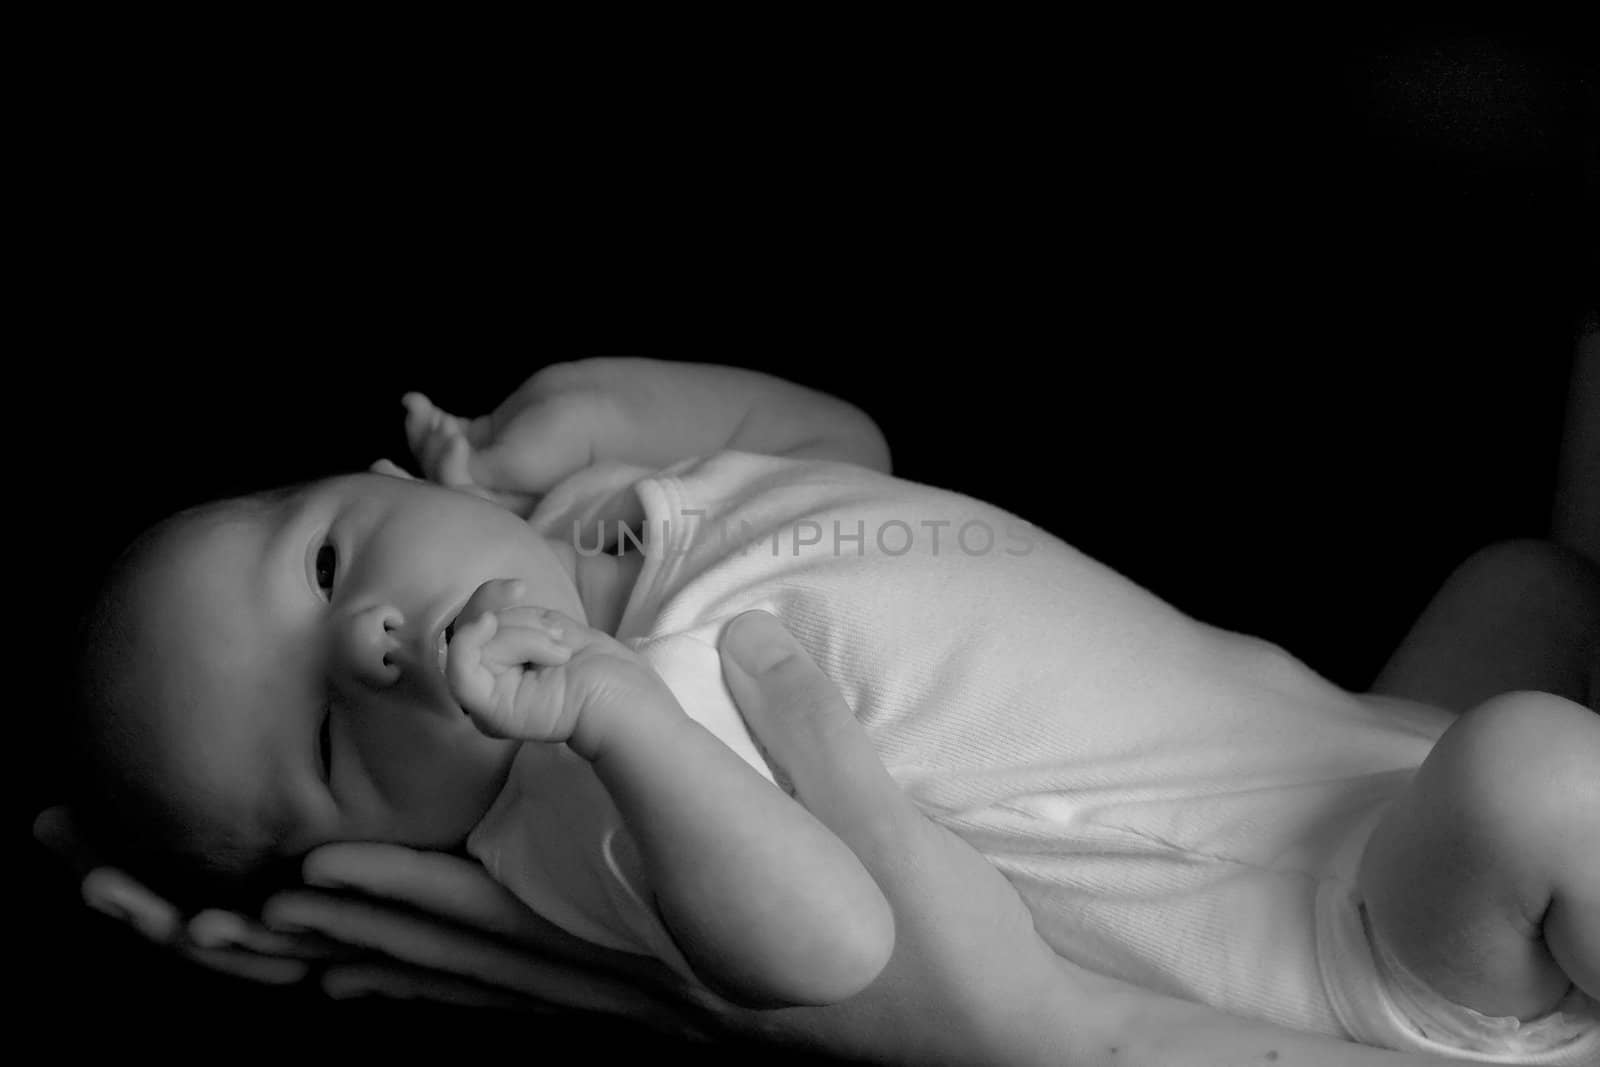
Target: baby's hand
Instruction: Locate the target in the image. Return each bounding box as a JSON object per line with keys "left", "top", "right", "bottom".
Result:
{"left": 445, "top": 579, "right": 671, "bottom": 754}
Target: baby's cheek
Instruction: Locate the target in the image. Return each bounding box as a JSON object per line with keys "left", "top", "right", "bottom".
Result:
{"left": 435, "top": 731, "right": 521, "bottom": 829}
{"left": 346, "top": 719, "right": 516, "bottom": 845}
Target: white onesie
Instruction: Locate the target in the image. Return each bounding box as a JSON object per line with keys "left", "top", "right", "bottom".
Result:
{"left": 468, "top": 451, "right": 1599, "bottom": 1063}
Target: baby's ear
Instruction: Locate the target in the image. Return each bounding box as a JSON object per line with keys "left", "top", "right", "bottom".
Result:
{"left": 369, "top": 458, "right": 416, "bottom": 480}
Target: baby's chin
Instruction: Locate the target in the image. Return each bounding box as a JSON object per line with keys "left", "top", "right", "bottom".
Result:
{"left": 376, "top": 778, "right": 513, "bottom": 851}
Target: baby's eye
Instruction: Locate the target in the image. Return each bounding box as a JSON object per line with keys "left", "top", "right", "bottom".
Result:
{"left": 315, "top": 542, "right": 338, "bottom": 596}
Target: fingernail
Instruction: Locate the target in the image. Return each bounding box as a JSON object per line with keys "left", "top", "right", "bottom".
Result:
{"left": 722, "top": 611, "right": 794, "bottom": 674}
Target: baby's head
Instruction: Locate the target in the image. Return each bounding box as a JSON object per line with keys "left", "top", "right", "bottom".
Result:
{"left": 69, "top": 469, "right": 584, "bottom": 903}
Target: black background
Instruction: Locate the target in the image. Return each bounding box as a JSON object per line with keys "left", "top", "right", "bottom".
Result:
{"left": 19, "top": 19, "right": 1597, "bottom": 1061}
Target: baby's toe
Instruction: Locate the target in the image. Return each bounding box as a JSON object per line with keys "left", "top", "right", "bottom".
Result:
{"left": 417, "top": 424, "right": 467, "bottom": 484}
{"left": 403, "top": 392, "right": 438, "bottom": 451}
{"left": 437, "top": 432, "right": 476, "bottom": 487}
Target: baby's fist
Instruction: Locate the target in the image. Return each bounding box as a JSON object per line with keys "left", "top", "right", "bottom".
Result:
{"left": 445, "top": 598, "right": 664, "bottom": 755}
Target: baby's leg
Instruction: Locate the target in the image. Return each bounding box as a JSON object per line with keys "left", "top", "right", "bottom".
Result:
{"left": 1359, "top": 689, "right": 1600, "bottom": 1019}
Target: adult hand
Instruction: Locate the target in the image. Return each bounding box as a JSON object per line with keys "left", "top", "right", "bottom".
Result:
{"left": 38, "top": 613, "right": 1432, "bottom": 1063}
{"left": 276, "top": 612, "right": 1090, "bottom": 1064}
{"left": 31, "top": 806, "right": 345, "bottom": 987}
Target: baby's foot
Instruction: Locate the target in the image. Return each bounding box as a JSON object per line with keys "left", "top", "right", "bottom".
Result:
{"left": 402, "top": 392, "right": 481, "bottom": 491}
{"left": 402, "top": 393, "right": 542, "bottom": 517}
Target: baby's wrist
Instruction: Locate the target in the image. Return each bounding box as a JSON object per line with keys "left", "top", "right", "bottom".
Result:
{"left": 568, "top": 672, "right": 686, "bottom": 763}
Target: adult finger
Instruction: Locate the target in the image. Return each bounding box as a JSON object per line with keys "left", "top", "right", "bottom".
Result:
{"left": 177, "top": 944, "right": 311, "bottom": 985}
{"left": 262, "top": 890, "right": 687, "bottom": 1024}
{"left": 302, "top": 844, "right": 550, "bottom": 944}
{"left": 718, "top": 611, "right": 922, "bottom": 865}
{"left": 81, "top": 867, "right": 181, "bottom": 944}
{"left": 322, "top": 960, "right": 549, "bottom": 1011}
{"left": 34, "top": 806, "right": 97, "bottom": 875}
{"left": 187, "top": 908, "right": 352, "bottom": 960}
{"left": 301, "top": 844, "right": 671, "bottom": 983}
{"left": 320, "top": 960, "right": 713, "bottom": 1040}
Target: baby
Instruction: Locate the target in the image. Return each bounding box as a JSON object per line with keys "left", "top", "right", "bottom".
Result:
{"left": 71, "top": 359, "right": 1599, "bottom": 1062}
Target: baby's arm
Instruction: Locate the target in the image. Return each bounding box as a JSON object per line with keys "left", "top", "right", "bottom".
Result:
{"left": 406, "top": 358, "right": 890, "bottom": 506}
{"left": 448, "top": 581, "right": 894, "bottom": 1007}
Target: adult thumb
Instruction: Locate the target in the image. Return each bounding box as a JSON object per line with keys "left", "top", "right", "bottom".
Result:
{"left": 719, "top": 612, "right": 916, "bottom": 856}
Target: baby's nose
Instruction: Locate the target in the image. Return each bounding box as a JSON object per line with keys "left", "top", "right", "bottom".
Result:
{"left": 336, "top": 603, "right": 405, "bottom": 689}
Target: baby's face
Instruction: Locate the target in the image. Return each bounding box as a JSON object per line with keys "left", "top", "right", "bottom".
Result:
{"left": 137, "top": 471, "right": 584, "bottom": 859}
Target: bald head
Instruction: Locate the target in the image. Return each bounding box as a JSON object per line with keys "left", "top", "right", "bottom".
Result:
{"left": 68, "top": 490, "right": 294, "bottom": 896}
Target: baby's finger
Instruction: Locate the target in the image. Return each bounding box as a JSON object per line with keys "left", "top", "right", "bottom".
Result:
{"left": 477, "top": 614, "right": 575, "bottom": 669}
{"left": 446, "top": 613, "right": 572, "bottom": 735}
{"left": 485, "top": 607, "right": 608, "bottom": 648}
{"left": 458, "top": 578, "right": 533, "bottom": 625}
{"left": 719, "top": 611, "right": 921, "bottom": 865}
{"left": 460, "top": 655, "right": 574, "bottom": 744}
{"left": 443, "top": 611, "right": 503, "bottom": 712}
